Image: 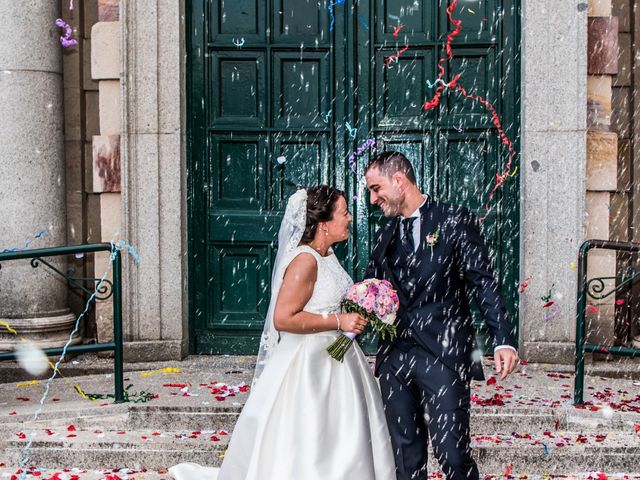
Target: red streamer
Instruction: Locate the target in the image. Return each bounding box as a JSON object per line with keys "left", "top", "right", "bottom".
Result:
{"left": 422, "top": 0, "right": 518, "bottom": 222}
{"left": 422, "top": 0, "right": 462, "bottom": 110}
{"left": 384, "top": 44, "right": 410, "bottom": 67}
{"left": 391, "top": 24, "right": 404, "bottom": 37}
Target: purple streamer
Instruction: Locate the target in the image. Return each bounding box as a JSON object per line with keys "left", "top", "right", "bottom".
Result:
{"left": 55, "top": 18, "right": 78, "bottom": 48}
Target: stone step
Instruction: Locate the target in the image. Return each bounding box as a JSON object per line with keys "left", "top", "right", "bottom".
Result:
{"left": 0, "top": 413, "right": 130, "bottom": 436}
{"left": 3, "top": 404, "right": 639, "bottom": 441}
{"left": 1, "top": 469, "right": 640, "bottom": 480}
{"left": 2, "top": 428, "right": 231, "bottom": 471}
{"left": 126, "top": 405, "right": 240, "bottom": 433}
{"left": 3, "top": 428, "right": 639, "bottom": 474}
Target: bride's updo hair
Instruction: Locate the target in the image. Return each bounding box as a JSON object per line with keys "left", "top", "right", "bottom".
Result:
{"left": 300, "top": 185, "right": 346, "bottom": 244}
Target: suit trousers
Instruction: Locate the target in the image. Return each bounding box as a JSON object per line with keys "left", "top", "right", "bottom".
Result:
{"left": 378, "top": 340, "right": 479, "bottom": 480}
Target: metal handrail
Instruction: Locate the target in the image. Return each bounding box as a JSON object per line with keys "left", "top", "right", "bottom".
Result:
{"left": 574, "top": 239, "right": 640, "bottom": 405}
{"left": 0, "top": 243, "right": 124, "bottom": 403}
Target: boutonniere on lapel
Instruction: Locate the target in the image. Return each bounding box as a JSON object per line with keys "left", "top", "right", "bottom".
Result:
{"left": 425, "top": 230, "right": 441, "bottom": 253}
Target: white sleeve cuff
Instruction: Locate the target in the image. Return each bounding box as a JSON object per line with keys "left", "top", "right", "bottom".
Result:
{"left": 494, "top": 345, "right": 517, "bottom": 353}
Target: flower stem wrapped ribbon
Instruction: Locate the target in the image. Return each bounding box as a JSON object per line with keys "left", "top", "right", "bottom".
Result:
{"left": 327, "top": 279, "right": 399, "bottom": 362}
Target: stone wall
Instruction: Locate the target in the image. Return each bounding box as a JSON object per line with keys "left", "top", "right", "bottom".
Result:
{"left": 90, "top": 1, "right": 121, "bottom": 343}
{"left": 584, "top": 0, "right": 620, "bottom": 347}
{"left": 61, "top": 0, "right": 99, "bottom": 338}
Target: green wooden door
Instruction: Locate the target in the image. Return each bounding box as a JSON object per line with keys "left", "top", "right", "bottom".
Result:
{"left": 188, "top": 0, "right": 520, "bottom": 354}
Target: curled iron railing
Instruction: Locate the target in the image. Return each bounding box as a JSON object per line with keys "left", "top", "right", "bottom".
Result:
{"left": 586, "top": 266, "right": 640, "bottom": 301}
{"left": 575, "top": 240, "right": 640, "bottom": 406}
{"left": 27, "top": 256, "right": 115, "bottom": 301}
{"left": 0, "top": 243, "right": 124, "bottom": 403}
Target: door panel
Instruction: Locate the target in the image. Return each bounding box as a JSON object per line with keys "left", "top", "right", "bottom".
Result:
{"left": 189, "top": 0, "right": 520, "bottom": 354}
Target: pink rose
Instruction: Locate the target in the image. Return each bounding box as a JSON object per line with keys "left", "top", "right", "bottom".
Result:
{"left": 362, "top": 300, "right": 374, "bottom": 312}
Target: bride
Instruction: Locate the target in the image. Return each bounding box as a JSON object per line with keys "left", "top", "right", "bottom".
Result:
{"left": 170, "top": 186, "right": 396, "bottom": 480}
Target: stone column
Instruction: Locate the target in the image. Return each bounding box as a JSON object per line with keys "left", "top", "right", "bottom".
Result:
{"left": 520, "top": 0, "right": 588, "bottom": 362}
{"left": 120, "top": 0, "right": 189, "bottom": 361}
{"left": 0, "top": 2, "right": 78, "bottom": 349}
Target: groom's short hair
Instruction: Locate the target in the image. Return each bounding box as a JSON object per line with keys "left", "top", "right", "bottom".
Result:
{"left": 366, "top": 151, "right": 417, "bottom": 185}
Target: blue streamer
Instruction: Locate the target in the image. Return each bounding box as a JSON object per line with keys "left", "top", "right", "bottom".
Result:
{"left": 2, "top": 228, "right": 50, "bottom": 254}
{"left": 358, "top": 15, "right": 369, "bottom": 30}
{"left": 328, "top": 0, "right": 347, "bottom": 32}
{"left": 426, "top": 78, "right": 450, "bottom": 89}
{"left": 345, "top": 121, "right": 357, "bottom": 138}
{"left": 114, "top": 240, "right": 141, "bottom": 264}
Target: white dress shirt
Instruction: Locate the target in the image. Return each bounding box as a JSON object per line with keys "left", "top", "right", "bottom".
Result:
{"left": 399, "top": 195, "right": 516, "bottom": 355}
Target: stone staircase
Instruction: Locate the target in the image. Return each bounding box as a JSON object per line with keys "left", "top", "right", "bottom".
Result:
{"left": 1, "top": 402, "right": 639, "bottom": 476}
{"left": 0, "top": 359, "right": 639, "bottom": 478}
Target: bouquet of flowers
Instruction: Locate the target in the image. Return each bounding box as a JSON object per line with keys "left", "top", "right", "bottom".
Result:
{"left": 326, "top": 279, "right": 399, "bottom": 362}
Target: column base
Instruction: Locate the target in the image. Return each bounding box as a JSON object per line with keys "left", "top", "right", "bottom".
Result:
{"left": 520, "top": 341, "right": 576, "bottom": 364}
{"left": 0, "top": 312, "right": 82, "bottom": 351}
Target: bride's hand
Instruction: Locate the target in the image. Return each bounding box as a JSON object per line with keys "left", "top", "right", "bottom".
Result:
{"left": 338, "top": 313, "right": 369, "bottom": 334}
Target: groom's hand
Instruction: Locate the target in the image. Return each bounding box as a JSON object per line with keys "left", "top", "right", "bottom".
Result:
{"left": 494, "top": 348, "right": 519, "bottom": 380}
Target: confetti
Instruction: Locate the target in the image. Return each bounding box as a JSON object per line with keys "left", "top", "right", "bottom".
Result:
{"left": 84, "top": 383, "right": 158, "bottom": 403}
{"left": 519, "top": 275, "right": 533, "bottom": 293}
{"left": 358, "top": 14, "right": 369, "bottom": 30}
{"left": 55, "top": 19, "right": 78, "bottom": 48}
{"left": 0, "top": 319, "right": 17, "bottom": 335}
{"left": 232, "top": 38, "right": 245, "bottom": 47}
{"left": 570, "top": 262, "right": 578, "bottom": 271}
{"left": 140, "top": 367, "right": 180, "bottom": 377}
{"left": 276, "top": 155, "right": 287, "bottom": 165}
{"left": 16, "top": 381, "right": 39, "bottom": 388}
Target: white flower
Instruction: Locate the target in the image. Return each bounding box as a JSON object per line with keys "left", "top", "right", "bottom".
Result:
{"left": 380, "top": 313, "right": 396, "bottom": 325}
{"left": 355, "top": 283, "right": 368, "bottom": 296}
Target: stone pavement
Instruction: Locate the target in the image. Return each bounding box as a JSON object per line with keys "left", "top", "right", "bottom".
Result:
{"left": 0, "top": 355, "right": 638, "bottom": 479}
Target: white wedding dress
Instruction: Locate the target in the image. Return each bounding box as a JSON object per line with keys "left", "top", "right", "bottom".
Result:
{"left": 170, "top": 245, "right": 396, "bottom": 480}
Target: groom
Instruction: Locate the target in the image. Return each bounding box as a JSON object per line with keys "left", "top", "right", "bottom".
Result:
{"left": 364, "top": 151, "right": 519, "bottom": 480}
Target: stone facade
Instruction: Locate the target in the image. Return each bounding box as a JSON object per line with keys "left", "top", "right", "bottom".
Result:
{"left": 2, "top": 0, "right": 639, "bottom": 361}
